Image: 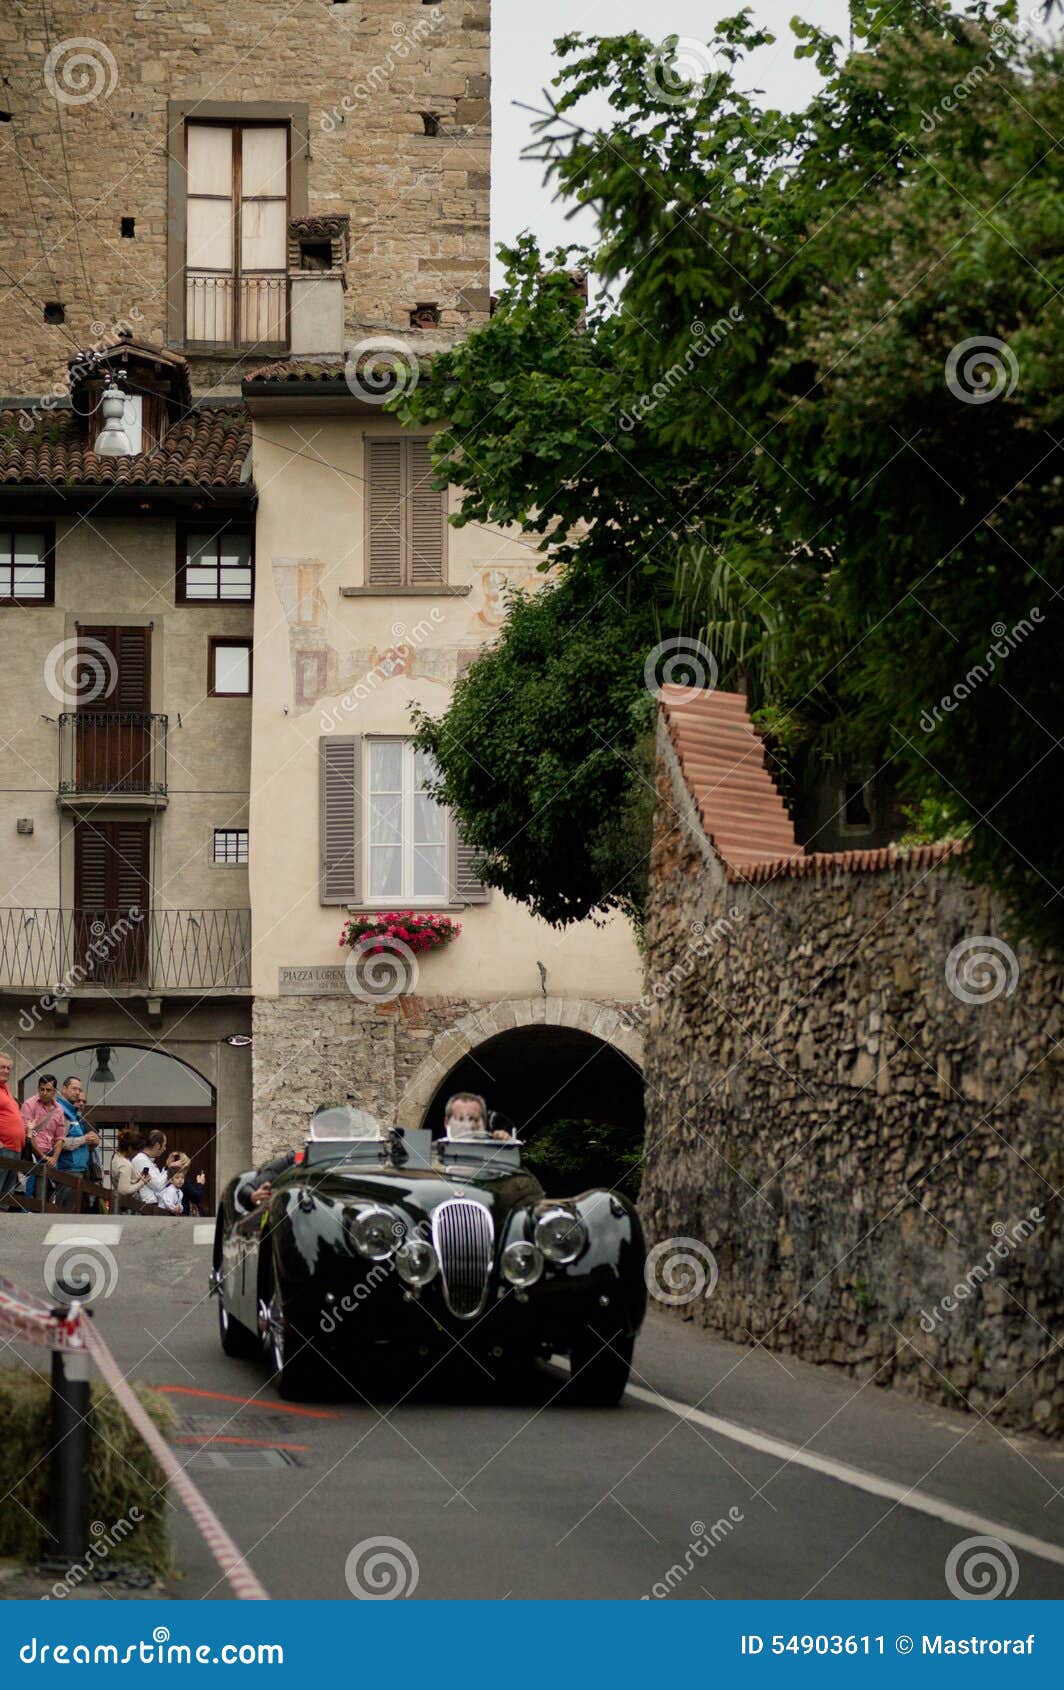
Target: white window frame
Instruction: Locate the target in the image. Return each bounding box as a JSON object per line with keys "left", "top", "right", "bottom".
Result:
{"left": 363, "top": 737, "right": 450, "bottom": 907}
{"left": 211, "top": 826, "right": 249, "bottom": 867}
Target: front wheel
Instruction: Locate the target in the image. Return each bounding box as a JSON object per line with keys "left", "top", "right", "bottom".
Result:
{"left": 567, "top": 1331, "right": 634, "bottom": 1406}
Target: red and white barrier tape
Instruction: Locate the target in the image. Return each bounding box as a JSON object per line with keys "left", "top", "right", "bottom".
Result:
{"left": 0, "top": 1274, "right": 83, "bottom": 1349}
{"left": 0, "top": 1274, "right": 268, "bottom": 1601}
{"left": 82, "top": 1321, "right": 270, "bottom": 1601}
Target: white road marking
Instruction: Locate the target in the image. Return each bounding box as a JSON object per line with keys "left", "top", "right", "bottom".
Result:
{"left": 626, "top": 1383, "right": 1064, "bottom": 1570}
{"left": 193, "top": 1224, "right": 215, "bottom": 1246}
{"left": 43, "top": 1223, "right": 122, "bottom": 1246}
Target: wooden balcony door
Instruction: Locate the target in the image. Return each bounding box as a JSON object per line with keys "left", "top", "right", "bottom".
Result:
{"left": 75, "top": 625, "right": 151, "bottom": 792}
{"left": 74, "top": 819, "right": 150, "bottom": 985}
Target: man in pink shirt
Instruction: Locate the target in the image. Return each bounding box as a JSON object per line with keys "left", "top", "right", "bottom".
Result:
{"left": 21, "top": 1073, "right": 64, "bottom": 1199}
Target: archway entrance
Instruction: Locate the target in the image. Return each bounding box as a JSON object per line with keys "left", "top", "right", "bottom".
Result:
{"left": 422, "top": 1025, "right": 645, "bottom": 1197}
{"left": 20, "top": 1044, "right": 217, "bottom": 1211}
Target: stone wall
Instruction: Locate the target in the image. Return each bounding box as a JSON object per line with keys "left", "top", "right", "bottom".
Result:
{"left": 0, "top": 0, "right": 489, "bottom": 396}
{"left": 640, "top": 723, "right": 1064, "bottom": 1434}
{"left": 251, "top": 992, "right": 644, "bottom": 1163}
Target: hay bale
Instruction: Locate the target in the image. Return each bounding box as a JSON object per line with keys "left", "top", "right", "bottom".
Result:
{"left": 0, "top": 1368, "right": 174, "bottom": 1576}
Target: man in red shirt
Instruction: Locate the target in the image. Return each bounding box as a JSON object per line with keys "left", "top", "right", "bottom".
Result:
{"left": 0, "top": 1051, "right": 27, "bottom": 1205}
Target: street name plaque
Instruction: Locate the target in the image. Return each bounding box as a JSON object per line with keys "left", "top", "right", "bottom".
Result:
{"left": 278, "top": 966, "right": 348, "bottom": 995}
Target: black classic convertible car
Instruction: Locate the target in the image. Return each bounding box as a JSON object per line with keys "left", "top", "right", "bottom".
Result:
{"left": 211, "top": 1107, "right": 646, "bottom": 1404}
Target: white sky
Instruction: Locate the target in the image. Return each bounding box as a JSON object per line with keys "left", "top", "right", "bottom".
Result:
{"left": 489, "top": 0, "right": 853, "bottom": 284}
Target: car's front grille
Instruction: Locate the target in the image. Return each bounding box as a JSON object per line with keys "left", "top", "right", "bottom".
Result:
{"left": 432, "top": 1198, "right": 494, "bottom": 1319}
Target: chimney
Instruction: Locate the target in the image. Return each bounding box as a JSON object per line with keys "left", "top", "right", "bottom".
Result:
{"left": 93, "top": 384, "right": 133, "bottom": 457}
{"left": 288, "top": 214, "right": 348, "bottom": 357}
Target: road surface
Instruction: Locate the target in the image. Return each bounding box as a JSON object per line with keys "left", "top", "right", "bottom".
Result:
{"left": 2, "top": 1216, "right": 1062, "bottom": 1601}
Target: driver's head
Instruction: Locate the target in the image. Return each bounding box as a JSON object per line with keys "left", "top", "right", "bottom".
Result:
{"left": 444, "top": 1093, "right": 488, "bottom": 1135}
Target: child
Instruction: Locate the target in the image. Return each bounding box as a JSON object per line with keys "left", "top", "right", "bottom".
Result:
{"left": 157, "top": 1168, "right": 185, "bottom": 1214}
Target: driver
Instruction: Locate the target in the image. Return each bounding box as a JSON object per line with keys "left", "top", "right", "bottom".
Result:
{"left": 444, "top": 1092, "right": 509, "bottom": 1140}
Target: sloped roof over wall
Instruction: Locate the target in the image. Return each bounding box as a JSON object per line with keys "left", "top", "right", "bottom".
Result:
{"left": 659, "top": 683, "right": 962, "bottom": 883}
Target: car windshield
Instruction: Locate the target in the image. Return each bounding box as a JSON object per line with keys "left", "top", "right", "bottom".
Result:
{"left": 308, "top": 1105, "right": 386, "bottom": 1143}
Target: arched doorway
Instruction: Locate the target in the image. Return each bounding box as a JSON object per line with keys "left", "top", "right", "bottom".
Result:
{"left": 421, "top": 1024, "right": 645, "bottom": 1198}
{"left": 20, "top": 1044, "right": 217, "bottom": 1211}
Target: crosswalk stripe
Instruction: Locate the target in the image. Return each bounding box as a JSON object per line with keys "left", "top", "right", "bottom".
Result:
{"left": 43, "top": 1223, "right": 123, "bottom": 1246}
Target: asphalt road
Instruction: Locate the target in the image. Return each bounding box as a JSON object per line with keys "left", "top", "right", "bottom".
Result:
{"left": 3, "top": 1216, "right": 1063, "bottom": 1602}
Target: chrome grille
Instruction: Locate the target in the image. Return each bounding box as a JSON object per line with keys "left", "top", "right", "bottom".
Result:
{"left": 432, "top": 1198, "right": 494, "bottom": 1319}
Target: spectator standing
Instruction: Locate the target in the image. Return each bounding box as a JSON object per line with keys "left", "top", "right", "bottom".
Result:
{"left": 22, "top": 1074, "right": 64, "bottom": 1202}
{"left": 110, "top": 1127, "right": 151, "bottom": 1212}
{"left": 52, "top": 1077, "right": 100, "bottom": 1211}
{"left": 131, "top": 1129, "right": 170, "bottom": 1209}
{"left": 0, "top": 1052, "right": 26, "bottom": 1206}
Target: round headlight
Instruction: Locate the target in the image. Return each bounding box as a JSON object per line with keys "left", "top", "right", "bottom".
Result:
{"left": 501, "top": 1240, "right": 545, "bottom": 1288}
{"left": 395, "top": 1240, "right": 438, "bottom": 1288}
{"left": 533, "top": 1207, "right": 587, "bottom": 1265}
{"left": 350, "top": 1205, "right": 405, "bottom": 1260}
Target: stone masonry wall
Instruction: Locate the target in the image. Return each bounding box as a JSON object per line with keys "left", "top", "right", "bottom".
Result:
{"left": 639, "top": 727, "right": 1064, "bottom": 1435}
{"left": 0, "top": 0, "right": 489, "bottom": 396}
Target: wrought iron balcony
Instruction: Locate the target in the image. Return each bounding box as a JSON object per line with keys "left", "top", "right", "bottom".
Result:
{"left": 58, "top": 712, "right": 168, "bottom": 804}
{"left": 0, "top": 908, "right": 251, "bottom": 993}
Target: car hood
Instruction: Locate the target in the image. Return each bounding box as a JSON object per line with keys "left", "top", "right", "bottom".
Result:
{"left": 275, "top": 1162, "right": 545, "bottom": 1226}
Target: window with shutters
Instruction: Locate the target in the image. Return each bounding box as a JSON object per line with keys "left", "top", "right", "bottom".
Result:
{"left": 365, "top": 436, "right": 447, "bottom": 587}
{"left": 0, "top": 526, "right": 54, "bottom": 604}
{"left": 319, "top": 734, "right": 490, "bottom": 907}
{"left": 73, "top": 819, "right": 150, "bottom": 984}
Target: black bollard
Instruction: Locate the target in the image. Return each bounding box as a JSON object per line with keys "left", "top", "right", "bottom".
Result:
{"left": 40, "top": 1311, "right": 92, "bottom": 1573}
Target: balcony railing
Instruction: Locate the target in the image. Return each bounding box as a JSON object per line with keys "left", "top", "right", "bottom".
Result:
{"left": 58, "top": 712, "right": 168, "bottom": 800}
{"left": 0, "top": 908, "right": 251, "bottom": 992}
{"left": 185, "top": 272, "right": 288, "bottom": 348}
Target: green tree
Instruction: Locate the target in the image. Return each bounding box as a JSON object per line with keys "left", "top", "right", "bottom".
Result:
{"left": 403, "top": 3, "right": 1064, "bottom": 941}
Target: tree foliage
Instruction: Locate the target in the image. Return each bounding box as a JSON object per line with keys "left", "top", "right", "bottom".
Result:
{"left": 402, "top": 1, "right": 1064, "bottom": 941}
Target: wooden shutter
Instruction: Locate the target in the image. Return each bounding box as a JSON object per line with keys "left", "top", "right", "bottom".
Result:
{"left": 452, "top": 821, "right": 491, "bottom": 905}
{"left": 77, "top": 626, "right": 150, "bottom": 709}
{"left": 320, "top": 735, "right": 362, "bottom": 905}
{"left": 366, "top": 436, "right": 446, "bottom": 586}
{"left": 75, "top": 819, "right": 150, "bottom": 911}
{"left": 408, "top": 437, "right": 446, "bottom": 584}
{"left": 366, "top": 438, "right": 404, "bottom": 586}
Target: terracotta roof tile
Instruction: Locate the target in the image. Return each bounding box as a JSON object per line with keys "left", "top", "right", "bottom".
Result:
{"left": 0, "top": 406, "right": 250, "bottom": 489}
{"left": 243, "top": 358, "right": 348, "bottom": 384}
{"left": 660, "top": 684, "right": 963, "bottom": 882}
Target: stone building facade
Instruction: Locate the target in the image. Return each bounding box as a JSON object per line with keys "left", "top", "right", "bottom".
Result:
{"left": 0, "top": 0, "right": 490, "bottom": 398}
{"left": 640, "top": 684, "right": 1063, "bottom": 1435}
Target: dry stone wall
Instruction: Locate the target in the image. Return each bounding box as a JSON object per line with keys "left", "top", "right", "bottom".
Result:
{"left": 640, "top": 726, "right": 1064, "bottom": 1434}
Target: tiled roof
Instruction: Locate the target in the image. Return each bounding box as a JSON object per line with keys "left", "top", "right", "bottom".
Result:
{"left": 659, "top": 684, "right": 962, "bottom": 883}
{"left": 243, "top": 359, "right": 348, "bottom": 384}
{"left": 0, "top": 406, "right": 250, "bottom": 489}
